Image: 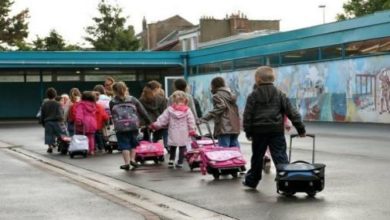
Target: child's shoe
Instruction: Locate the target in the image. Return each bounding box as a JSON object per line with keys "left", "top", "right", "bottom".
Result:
{"left": 120, "top": 164, "right": 130, "bottom": 171}
{"left": 47, "top": 147, "right": 53, "bottom": 153}
{"left": 168, "top": 160, "right": 174, "bottom": 168}
{"left": 175, "top": 163, "right": 183, "bottom": 168}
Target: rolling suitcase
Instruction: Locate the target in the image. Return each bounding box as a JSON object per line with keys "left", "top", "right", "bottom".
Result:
{"left": 275, "top": 134, "right": 325, "bottom": 197}
{"left": 135, "top": 131, "right": 165, "bottom": 165}
{"left": 185, "top": 123, "right": 215, "bottom": 171}
{"left": 198, "top": 122, "right": 246, "bottom": 179}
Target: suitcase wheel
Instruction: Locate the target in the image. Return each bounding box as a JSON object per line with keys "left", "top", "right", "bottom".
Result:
{"left": 153, "top": 159, "right": 159, "bottom": 164}
{"left": 307, "top": 192, "right": 316, "bottom": 197}
{"left": 83, "top": 151, "right": 87, "bottom": 158}
{"left": 70, "top": 153, "right": 74, "bottom": 159}
{"left": 231, "top": 172, "right": 238, "bottom": 178}
{"left": 212, "top": 171, "right": 220, "bottom": 180}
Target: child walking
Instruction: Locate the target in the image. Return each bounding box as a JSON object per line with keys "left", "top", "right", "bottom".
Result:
{"left": 74, "top": 91, "right": 98, "bottom": 155}
{"left": 110, "top": 81, "right": 151, "bottom": 171}
{"left": 40, "top": 87, "right": 67, "bottom": 153}
{"left": 150, "top": 91, "right": 196, "bottom": 168}
{"left": 243, "top": 66, "right": 306, "bottom": 189}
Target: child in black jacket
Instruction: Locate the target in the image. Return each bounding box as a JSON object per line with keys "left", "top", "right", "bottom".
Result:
{"left": 243, "top": 66, "right": 306, "bottom": 189}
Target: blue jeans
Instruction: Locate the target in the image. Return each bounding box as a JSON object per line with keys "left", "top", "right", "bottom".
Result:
{"left": 244, "top": 132, "right": 288, "bottom": 188}
{"left": 218, "top": 134, "right": 240, "bottom": 148}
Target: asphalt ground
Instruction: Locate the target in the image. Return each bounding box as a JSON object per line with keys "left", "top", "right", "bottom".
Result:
{"left": 1, "top": 121, "right": 390, "bottom": 220}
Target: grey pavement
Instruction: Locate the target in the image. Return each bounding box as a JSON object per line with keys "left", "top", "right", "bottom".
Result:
{"left": 0, "top": 148, "right": 145, "bottom": 220}
{"left": 1, "top": 121, "right": 390, "bottom": 220}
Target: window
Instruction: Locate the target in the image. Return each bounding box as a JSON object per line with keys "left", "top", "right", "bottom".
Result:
{"left": 0, "top": 75, "right": 24, "bottom": 82}
{"left": 57, "top": 75, "right": 80, "bottom": 81}
{"left": 198, "top": 63, "right": 220, "bottom": 74}
{"left": 321, "top": 45, "right": 342, "bottom": 60}
{"left": 26, "top": 75, "right": 52, "bottom": 82}
{"left": 281, "top": 48, "right": 319, "bottom": 64}
{"left": 234, "top": 56, "right": 263, "bottom": 69}
{"left": 265, "top": 55, "right": 280, "bottom": 67}
{"left": 345, "top": 37, "right": 390, "bottom": 57}
{"left": 220, "top": 61, "right": 233, "bottom": 71}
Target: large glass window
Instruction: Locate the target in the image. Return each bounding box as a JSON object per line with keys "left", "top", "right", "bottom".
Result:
{"left": 281, "top": 48, "right": 319, "bottom": 64}
{"left": 345, "top": 37, "right": 390, "bottom": 57}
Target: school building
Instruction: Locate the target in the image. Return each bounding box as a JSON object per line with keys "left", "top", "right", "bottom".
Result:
{"left": 1, "top": 11, "right": 390, "bottom": 123}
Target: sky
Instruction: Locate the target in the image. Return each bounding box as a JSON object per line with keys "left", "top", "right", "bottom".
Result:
{"left": 11, "top": 0, "right": 348, "bottom": 46}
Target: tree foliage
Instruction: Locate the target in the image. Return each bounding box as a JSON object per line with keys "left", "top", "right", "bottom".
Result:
{"left": 337, "top": 0, "right": 390, "bottom": 20}
{"left": 32, "top": 30, "right": 81, "bottom": 51}
{"left": 85, "top": 0, "right": 139, "bottom": 51}
{"left": 0, "top": 0, "right": 29, "bottom": 50}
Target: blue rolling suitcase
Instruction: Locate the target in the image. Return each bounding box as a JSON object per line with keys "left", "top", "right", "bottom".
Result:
{"left": 275, "top": 134, "right": 325, "bottom": 197}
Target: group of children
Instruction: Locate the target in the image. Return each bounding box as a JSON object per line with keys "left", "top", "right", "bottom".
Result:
{"left": 39, "top": 66, "right": 306, "bottom": 189}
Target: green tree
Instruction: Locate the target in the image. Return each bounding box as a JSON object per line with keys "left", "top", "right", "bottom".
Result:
{"left": 33, "top": 30, "right": 81, "bottom": 51}
{"left": 85, "top": 0, "right": 139, "bottom": 51}
{"left": 0, "top": 0, "right": 29, "bottom": 50}
{"left": 337, "top": 0, "right": 390, "bottom": 20}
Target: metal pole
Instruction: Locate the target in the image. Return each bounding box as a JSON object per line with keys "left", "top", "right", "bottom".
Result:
{"left": 319, "top": 5, "right": 326, "bottom": 24}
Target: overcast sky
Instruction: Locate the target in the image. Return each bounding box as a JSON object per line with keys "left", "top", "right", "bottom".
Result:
{"left": 12, "top": 0, "right": 347, "bottom": 46}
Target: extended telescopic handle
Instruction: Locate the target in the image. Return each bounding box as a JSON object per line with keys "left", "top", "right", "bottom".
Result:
{"left": 197, "top": 120, "right": 216, "bottom": 147}
{"left": 289, "top": 133, "right": 316, "bottom": 164}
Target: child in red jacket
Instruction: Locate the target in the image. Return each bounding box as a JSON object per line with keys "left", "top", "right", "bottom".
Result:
{"left": 74, "top": 91, "right": 98, "bottom": 155}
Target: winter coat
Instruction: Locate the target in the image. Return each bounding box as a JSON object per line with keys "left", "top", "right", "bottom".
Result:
{"left": 203, "top": 87, "right": 240, "bottom": 137}
{"left": 153, "top": 105, "right": 195, "bottom": 147}
{"left": 243, "top": 83, "right": 305, "bottom": 135}
{"left": 140, "top": 95, "right": 167, "bottom": 123}
{"left": 40, "top": 99, "right": 64, "bottom": 125}
{"left": 95, "top": 103, "right": 109, "bottom": 130}
{"left": 74, "top": 101, "right": 97, "bottom": 134}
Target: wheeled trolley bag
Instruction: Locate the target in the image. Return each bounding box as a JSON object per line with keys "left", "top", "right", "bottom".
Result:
{"left": 185, "top": 123, "right": 215, "bottom": 171}
{"left": 275, "top": 134, "right": 325, "bottom": 197}
{"left": 135, "top": 131, "right": 165, "bottom": 164}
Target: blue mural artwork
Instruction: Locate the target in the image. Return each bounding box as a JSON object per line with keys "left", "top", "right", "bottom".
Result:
{"left": 188, "top": 55, "right": 390, "bottom": 123}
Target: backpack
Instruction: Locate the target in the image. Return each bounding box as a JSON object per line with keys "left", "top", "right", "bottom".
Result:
{"left": 111, "top": 96, "right": 140, "bottom": 132}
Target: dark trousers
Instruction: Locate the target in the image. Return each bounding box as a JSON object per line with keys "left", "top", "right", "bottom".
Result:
{"left": 245, "top": 133, "right": 289, "bottom": 188}
{"left": 169, "top": 146, "right": 186, "bottom": 164}
{"left": 95, "top": 130, "right": 105, "bottom": 150}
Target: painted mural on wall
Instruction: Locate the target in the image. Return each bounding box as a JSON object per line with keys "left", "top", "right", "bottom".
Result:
{"left": 189, "top": 54, "right": 390, "bottom": 123}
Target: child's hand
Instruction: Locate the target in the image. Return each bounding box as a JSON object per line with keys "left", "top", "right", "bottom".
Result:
{"left": 285, "top": 124, "right": 291, "bottom": 131}
{"left": 188, "top": 130, "right": 197, "bottom": 137}
{"left": 148, "top": 124, "right": 156, "bottom": 131}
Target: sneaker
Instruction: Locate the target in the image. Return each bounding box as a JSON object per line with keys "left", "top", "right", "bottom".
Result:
{"left": 130, "top": 161, "right": 139, "bottom": 169}
{"left": 47, "top": 148, "right": 53, "bottom": 153}
{"left": 175, "top": 163, "right": 183, "bottom": 168}
{"left": 242, "top": 181, "right": 257, "bottom": 190}
{"left": 120, "top": 164, "right": 130, "bottom": 171}
{"left": 168, "top": 160, "right": 174, "bottom": 168}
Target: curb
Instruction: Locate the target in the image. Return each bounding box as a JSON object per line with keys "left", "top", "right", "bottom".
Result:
{"left": 6, "top": 147, "right": 236, "bottom": 220}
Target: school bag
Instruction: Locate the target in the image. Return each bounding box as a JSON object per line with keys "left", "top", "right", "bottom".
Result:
{"left": 111, "top": 96, "right": 140, "bottom": 132}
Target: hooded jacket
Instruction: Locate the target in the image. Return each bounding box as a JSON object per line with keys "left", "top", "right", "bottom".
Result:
{"left": 153, "top": 105, "right": 195, "bottom": 147}
{"left": 140, "top": 95, "right": 167, "bottom": 123}
{"left": 203, "top": 87, "right": 240, "bottom": 136}
{"left": 243, "top": 83, "right": 305, "bottom": 135}
{"left": 74, "top": 101, "right": 97, "bottom": 133}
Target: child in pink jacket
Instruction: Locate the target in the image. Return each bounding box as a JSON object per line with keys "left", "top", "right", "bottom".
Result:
{"left": 75, "top": 91, "right": 98, "bottom": 155}
{"left": 150, "top": 91, "right": 196, "bottom": 168}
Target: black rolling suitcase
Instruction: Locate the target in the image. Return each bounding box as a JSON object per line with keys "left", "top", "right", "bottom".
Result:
{"left": 275, "top": 134, "right": 325, "bottom": 197}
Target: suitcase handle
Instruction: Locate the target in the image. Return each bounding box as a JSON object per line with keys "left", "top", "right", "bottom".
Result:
{"left": 292, "top": 160, "right": 311, "bottom": 164}
{"left": 290, "top": 134, "right": 315, "bottom": 138}
{"left": 196, "top": 121, "right": 217, "bottom": 147}
{"left": 289, "top": 134, "right": 316, "bottom": 164}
